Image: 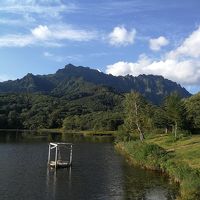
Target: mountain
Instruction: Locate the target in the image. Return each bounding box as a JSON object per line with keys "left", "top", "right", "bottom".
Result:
{"left": 0, "top": 64, "right": 191, "bottom": 104}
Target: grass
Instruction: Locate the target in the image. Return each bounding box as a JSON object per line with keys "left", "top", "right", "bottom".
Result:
{"left": 146, "top": 134, "right": 200, "bottom": 169}
{"left": 38, "top": 128, "right": 64, "bottom": 133}
{"left": 79, "top": 130, "right": 116, "bottom": 136}
{"left": 116, "top": 134, "right": 200, "bottom": 200}
{"left": 61, "top": 129, "right": 116, "bottom": 137}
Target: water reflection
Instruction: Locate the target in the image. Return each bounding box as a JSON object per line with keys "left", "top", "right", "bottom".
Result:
{"left": 0, "top": 131, "right": 178, "bottom": 200}
{"left": 46, "top": 167, "right": 72, "bottom": 200}
{"left": 0, "top": 130, "right": 114, "bottom": 143}
{"left": 122, "top": 163, "right": 178, "bottom": 200}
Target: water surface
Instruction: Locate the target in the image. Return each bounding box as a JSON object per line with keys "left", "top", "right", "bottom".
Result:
{"left": 0, "top": 131, "right": 178, "bottom": 200}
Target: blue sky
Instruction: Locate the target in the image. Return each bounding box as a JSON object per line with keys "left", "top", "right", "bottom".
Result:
{"left": 0, "top": 0, "right": 200, "bottom": 93}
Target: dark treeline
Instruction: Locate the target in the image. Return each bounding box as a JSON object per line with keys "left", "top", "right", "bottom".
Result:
{"left": 0, "top": 85, "right": 124, "bottom": 130}
{"left": 0, "top": 90, "right": 199, "bottom": 136}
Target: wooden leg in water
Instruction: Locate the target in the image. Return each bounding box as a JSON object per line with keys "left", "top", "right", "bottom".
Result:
{"left": 69, "top": 145, "right": 73, "bottom": 166}
{"left": 48, "top": 144, "right": 51, "bottom": 165}
{"left": 55, "top": 146, "right": 58, "bottom": 170}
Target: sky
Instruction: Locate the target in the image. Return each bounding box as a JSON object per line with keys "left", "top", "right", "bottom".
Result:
{"left": 0, "top": 0, "right": 200, "bottom": 94}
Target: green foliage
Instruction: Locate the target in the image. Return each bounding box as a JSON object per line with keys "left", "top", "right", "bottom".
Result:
{"left": 185, "top": 92, "right": 200, "bottom": 132}
{"left": 123, "top": 92, "right": 153, "bottom": 141}
{"left": 121, "top": 142, "right": 169, "bottom": 169}
{"left": 63, "top": 111, "right": 123, "bottom": 131}
{"left": 180, "top": 175, "right": 200, "bottom": 200}
{"left": 0, "top": 66, "right": 198, "bottom": 137}
{"left": 163, "top": 93, "right": 187, "bottom": 138}
{"left": 164, "top": 160, "right": 200, "bottom": 200}
{"left": 118, "top": 140, "right": 200, "bottom": 200}
{"left": 152, "top": 107, "right": 170, "bottom": 129}
{"left": 0, "top": 87, "right": 123, "bottom": 130}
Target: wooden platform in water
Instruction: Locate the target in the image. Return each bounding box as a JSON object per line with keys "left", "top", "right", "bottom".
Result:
{"left": 48, "top": 142, "right": 73, "bottom": 169}
{"left": 49, "top": 160, "right": 71, "bottom": 168}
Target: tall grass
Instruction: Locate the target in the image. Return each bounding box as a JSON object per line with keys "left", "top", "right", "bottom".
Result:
{"left": 116, "top": 141, "right": 200, "bottom": 200}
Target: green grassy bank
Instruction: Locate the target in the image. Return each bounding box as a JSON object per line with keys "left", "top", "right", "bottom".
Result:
{"left": 116, "top": 134, "right": 200, "bottom": 200}
{"left": 39, "top": 129, "right": 116, "bottom": 136}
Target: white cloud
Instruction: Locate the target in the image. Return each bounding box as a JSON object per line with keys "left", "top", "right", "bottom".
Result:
{"left": 0, "top": 74, "right": 14, "bottom": 82}
{"left": 149, "top": 36, "right": 169, "bottom": 51}
{"left": 0, "top": 14, "right": 36, "bottom": 27}
{"left": 107, "top": 58, "right": 200, "bottom": 85}
{"left": 50, "top": 24, "right": 97, "bottom": 41}
{"left": 32, "top": 24, "right": 98, "bottom": 42}
{"left": 0, "top": 1, "right": 78, "bottom": 30}
{"left": 43, "top": 51, "right": 64, "bottom": 62}
{"left": 43, "top": 51, "right": 82, "bottom": 62}
{"left": 0, "top": 18, "right": 23, "bottom": 25}
{"left": 43, "top": 51, "right": 53, "bottom": 57}
{"left": 0, "top": 24, "right": 98, "bottom": 47}
{"left": 0, "top": 1, "right": 77, "bottom": 18}
{"left": 106, "top": 26, "right": 200, "bottom": 88}
{"left": 0, "top": 35, "right": 34, "bottom": 47}
{"left": 108, "top": 26, "right": 136, "bottom": 46}
{"left": 31, "top": 25, "right": 51, "bottom": 40}
{"left": 168, "top": 26, "right": 200, "bottom": 59}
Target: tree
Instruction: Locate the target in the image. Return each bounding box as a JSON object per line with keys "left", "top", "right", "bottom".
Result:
{"left": 164, "top": 93, "right": 186, "bottom": 138}
{"left": 48, "top": 109, "right": 62, "bottom": 128}
{"left": 124, "top": 92, "right": 151, "bottom": 141}
{"left": 152, "top": 106, "right": 171, "bottom": 133}
{"left": 8, "top": 110, "right": 21, "bottom": 128}
{"left": 185, "top": 93, "right": 200, "bottom": 132}
{"left": 0, "top": 114, "right": 7, "bottom": 128}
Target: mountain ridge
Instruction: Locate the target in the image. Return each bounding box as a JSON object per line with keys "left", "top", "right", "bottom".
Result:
{"left": 0, "top": 64, "right": 191, "bottom": 104}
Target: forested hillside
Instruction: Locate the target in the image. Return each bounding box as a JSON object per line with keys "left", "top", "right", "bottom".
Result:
{"left": 0, "top": 64, "right": 196, "bottom": 131}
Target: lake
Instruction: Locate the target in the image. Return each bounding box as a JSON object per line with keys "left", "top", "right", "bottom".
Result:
{"left": 0, "top": 131, "right": 178, "bottom": 200}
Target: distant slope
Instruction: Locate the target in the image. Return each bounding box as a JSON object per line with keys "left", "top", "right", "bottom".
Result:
{"left": 0, "top": 73, "right": 54, "bottom": 93}
{"left": 0, "top": 64, "right": 191, "bottom": 104}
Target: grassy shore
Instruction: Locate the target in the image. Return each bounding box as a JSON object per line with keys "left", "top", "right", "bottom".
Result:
{"left": 38, "top": 128, "right": 116, "bottom": 136}
{"left": 116, "top": 134, "right": 200, "bottom": 200}
{"left": 147, "top": 134, "right": 200, "bottom": 170}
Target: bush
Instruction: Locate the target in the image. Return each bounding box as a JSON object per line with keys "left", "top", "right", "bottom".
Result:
{"left": 119, "top": 141, "right": 200, "bottom": 200}
{"left": 123, "top": 142, "right": 169, "bottom": 169}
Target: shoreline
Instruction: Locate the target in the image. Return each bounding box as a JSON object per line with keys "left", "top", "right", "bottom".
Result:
{"left": 115, "top": 139, "right": 200, "bottom": 200}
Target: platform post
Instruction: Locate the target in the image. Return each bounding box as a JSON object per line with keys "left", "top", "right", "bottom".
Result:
{"left": 48, "top": 144, "right": 51, "bottom": 164}
{"left": 55, "top": 145, "right": 58, "bottom": 169}
{"left": 69, "top": 144, "right": 73, "bottom": 165}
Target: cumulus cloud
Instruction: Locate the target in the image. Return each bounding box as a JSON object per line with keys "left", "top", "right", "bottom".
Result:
{"left": 168, "top": 26, "right": 200, "bottom": 59}
{"left": 106, "top": 58, "right": 200, "bottom": 85}
{"left": 0, "top": 24, "right": 98, "bottom": 47}
{"left": 149, "top": 36, "right": 169, "bottom": 51}
{"left": 106, "top": 26, "right": 200, "bottom": 87}
{"left": 31, "top": 25, "right": 51, "bottom": 40}
{"left": 108, "top": 26, "right": 136, "bottom": 46}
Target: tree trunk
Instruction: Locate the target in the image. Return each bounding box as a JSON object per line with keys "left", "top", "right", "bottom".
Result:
{"left": 174, "top": 121, "right": 177, "bottom": 139}
{"left": 139, "top": 130, "right": 145, "bottom": 141}
{"left": 134, "top": 101, "right": 145, "bottom": 142}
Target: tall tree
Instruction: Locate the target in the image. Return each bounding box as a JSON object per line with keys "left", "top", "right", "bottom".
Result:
{"left": 152, "top": 107, "right": 170, "bottom": 132}
{"left": 124, "top": 92, "right": 151, "bottom": 141}
{"left": 185, "top": 92, "right": 200, "bottom": 131}
{"left": 164, "top": 93, "right": 186, "bottom": 138}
